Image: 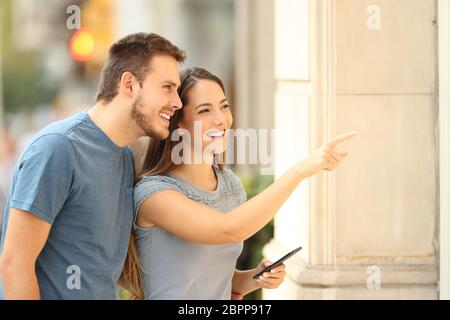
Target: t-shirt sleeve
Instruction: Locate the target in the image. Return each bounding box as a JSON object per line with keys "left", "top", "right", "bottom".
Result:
{"left": 10, "top": 134, "right": 76, "bottom": 225}
{"left": 133, "top": 176, "right": 184, "bottom": 221}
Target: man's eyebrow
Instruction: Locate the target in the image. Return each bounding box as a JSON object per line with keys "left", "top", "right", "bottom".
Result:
{"left": 162, "top": 81, "right": 179, "bottom": 88}
{"left": 195, "top": 99, "right": 228, "bottom": 110}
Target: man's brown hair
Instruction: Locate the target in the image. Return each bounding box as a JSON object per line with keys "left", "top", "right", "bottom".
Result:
{"left": 95, "top": 32, "right": 186, "bottom": 103}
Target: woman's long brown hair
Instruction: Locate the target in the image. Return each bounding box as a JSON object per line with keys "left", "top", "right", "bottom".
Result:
{"left": 121, "top": 67, "right": 227, "bottom": 299}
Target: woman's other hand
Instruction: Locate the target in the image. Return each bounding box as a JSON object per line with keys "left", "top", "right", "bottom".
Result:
{"left": 254, "top": 259, "right": 286, "bottom": 289}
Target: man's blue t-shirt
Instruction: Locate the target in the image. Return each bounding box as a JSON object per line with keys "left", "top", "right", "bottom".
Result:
{"left": 0, "top": 112, "right": 135, "bottom": 299}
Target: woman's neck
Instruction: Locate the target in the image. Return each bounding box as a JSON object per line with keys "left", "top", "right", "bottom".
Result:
{"left": 170, "top": 163, "right": 218, "bottom": 191}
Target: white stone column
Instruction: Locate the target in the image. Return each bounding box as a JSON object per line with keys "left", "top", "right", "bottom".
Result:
{"left": 439, "top": 0, "right": 450, "bottom": 300}
{"left": 264, "top": 0, "right": 438, "bottom": 299}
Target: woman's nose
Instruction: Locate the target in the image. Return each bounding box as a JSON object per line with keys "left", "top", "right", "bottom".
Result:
{"left": 213, "top": 110, "right": 226, "bottom": 126}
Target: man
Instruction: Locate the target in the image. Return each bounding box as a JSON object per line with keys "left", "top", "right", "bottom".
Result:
{"left": 0, "top": 33, "right": 185, "bottom": 299}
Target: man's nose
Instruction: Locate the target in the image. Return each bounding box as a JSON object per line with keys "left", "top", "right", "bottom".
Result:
{"left": 172, "top": 93, "right": 182, "bottom": 110}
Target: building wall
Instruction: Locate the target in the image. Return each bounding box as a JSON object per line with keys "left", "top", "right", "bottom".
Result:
{"left": 263, "top": 0, "right": 438, "bottom": 299}
{"left": 234, "top": 0, "right": 275, "bottom": 177}
{"left": 439, "top": 0, "right": 450, "bottom": 300}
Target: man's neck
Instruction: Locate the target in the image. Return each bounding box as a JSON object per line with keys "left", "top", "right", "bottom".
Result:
{"left": 87, "top": 101, "right": 140, "bottom": 148}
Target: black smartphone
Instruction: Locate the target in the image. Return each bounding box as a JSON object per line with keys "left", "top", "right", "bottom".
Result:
{"left": 253, "top": 246, "right": 302, "bottom": 280}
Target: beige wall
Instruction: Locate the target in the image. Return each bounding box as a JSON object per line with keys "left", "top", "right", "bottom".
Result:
{"left": 439, "top": 0, "right": 450, "bottom": 300}
{"left": 234, "top": 0, "right": 275, "bottom": 177}
{"left": 264, "top": 0, "right": 438, "bottom": 299}
{"left": 335, "top": 0, "right": 436, "bottom": 259}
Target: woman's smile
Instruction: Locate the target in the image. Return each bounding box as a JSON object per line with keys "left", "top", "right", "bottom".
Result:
{"left": 205, "top": 129, "right": 226, "bottom": 140}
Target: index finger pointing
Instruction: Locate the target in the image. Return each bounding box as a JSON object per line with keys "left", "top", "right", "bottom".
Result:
{"left": 326, "top": 131, "right": 357, "bottom": 148}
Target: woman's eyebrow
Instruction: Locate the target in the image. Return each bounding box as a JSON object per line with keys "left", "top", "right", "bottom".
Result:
{"left": 195, "top": 99, "right": 228, "bottom": 110}
{"left": 195, "top": 103, "right": 212, "bottom": 109}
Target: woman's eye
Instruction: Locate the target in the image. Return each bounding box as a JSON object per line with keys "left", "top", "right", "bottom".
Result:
{"left": 221, "top": 104, "right": 230, "bottom": 109}
{"left": 198, "top": 109, "right": 209, "bottom": 114}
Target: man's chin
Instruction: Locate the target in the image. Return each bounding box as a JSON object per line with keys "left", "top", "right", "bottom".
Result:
{"left": 146, "top": 128, "right": 169, "bottom": 140}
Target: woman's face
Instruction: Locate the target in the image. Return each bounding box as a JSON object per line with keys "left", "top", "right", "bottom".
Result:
{"left": 179, "top": 79, "right": 233, "bottom": 157}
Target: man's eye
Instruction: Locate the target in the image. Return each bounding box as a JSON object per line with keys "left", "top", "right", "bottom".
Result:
{"left": 222, "top": 104, "right": 230, "bottom": 109}
{"left": 163, "top": 85, "right": 172, "bottom": 91}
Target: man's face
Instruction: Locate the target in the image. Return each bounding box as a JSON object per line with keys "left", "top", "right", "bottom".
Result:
{"left": 131, "top": 55, "right": 182, "bottom": 140}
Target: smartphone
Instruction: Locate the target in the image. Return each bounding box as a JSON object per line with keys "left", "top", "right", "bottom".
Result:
{"left": 252, "top": 246, "right": 302, "bottom": 280}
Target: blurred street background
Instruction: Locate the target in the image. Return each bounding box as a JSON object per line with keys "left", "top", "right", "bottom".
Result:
{"left": 0, "top": 0, "right": 275, "bottom": 300}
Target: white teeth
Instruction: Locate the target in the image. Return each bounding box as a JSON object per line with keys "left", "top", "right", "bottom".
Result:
{"left": 207, "top": 130, "right": 225, "bottom": 138}
{"left": 160, "top": 112, "right": 171, "bottom": 120}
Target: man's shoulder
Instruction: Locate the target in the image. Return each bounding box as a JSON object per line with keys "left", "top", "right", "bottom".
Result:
{"left": 34, "top": 112, "right": 88, "bottom": 140}
{"left": 20, "top": 113, "right": 88, "bottom": 159}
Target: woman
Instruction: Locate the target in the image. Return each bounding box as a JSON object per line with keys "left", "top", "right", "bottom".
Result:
{"left": 121, "top": 67, "right": 356, "bottom": 299}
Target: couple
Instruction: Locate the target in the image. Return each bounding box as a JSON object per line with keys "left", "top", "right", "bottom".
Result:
{"left": 0, "top": 33, "right": 355, "bottom": 300}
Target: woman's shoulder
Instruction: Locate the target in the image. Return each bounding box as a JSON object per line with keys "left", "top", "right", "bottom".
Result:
{"left": 135, "top": 174, "right": 185, "bottom": 193}
{"left": 137, "top": 174, "right": 178, "bottom": 184}
{"left": 218, "top": 166, "right": 240, "bottom": 183}
{"left": 133, "top": 174, "right": 186, "bottom": 211}
{"left": 220, "top": 166, "right": 246, "bottom": 183}
{"left": 217, "top": 166, "right": 247, "bottom": 203}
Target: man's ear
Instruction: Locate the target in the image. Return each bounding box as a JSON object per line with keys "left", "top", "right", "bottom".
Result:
{"left": 120, "top": 72, "right": 136, "bottom": 98}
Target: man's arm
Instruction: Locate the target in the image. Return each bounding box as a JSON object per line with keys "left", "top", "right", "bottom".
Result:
{"left": 0, "top": 208, "right": 51, "bottom": 300}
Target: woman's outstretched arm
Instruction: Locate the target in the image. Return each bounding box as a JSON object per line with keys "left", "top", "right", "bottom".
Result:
{"left": 138, "top": 131, "right": 356, "bottom": 244}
